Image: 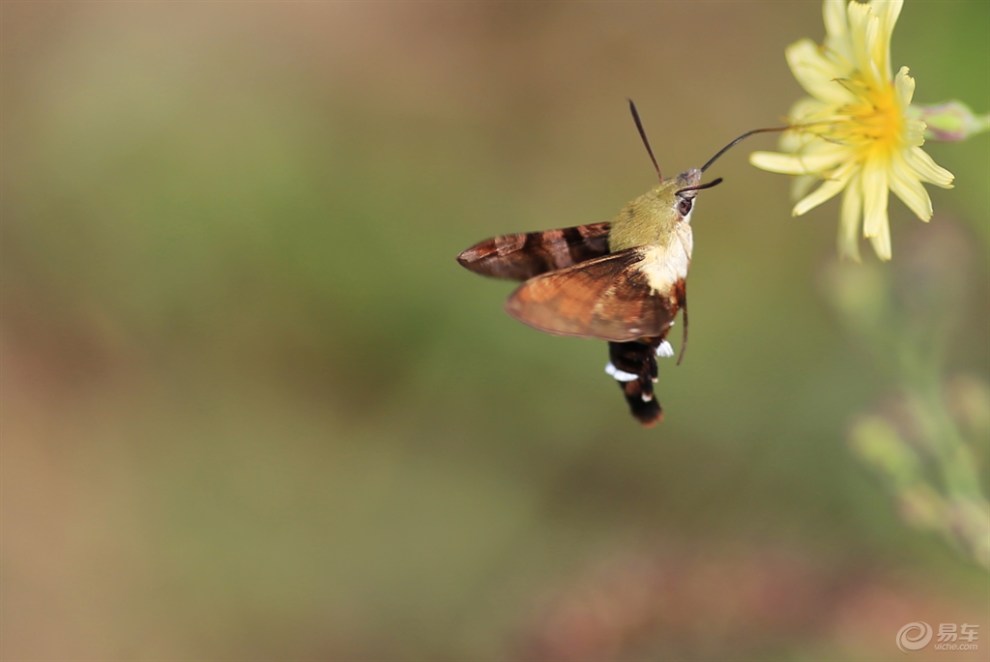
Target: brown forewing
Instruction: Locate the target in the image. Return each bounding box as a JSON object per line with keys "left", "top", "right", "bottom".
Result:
{"left": 504, "top": 248, "right": 680, "bottom": 342}
{"left": 456, "top": 222, "right": 610, "bottom": 281}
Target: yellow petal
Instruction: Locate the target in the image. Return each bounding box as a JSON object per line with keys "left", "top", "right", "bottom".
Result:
{"left": 847, "top": 3, "right": 871, "bottom": 71}
{"left": 894, "top": 66, "right": 915, "bottom": 108}
{"left": 903, "top": 117, "right": 927, "bottom": 148}
{"left": 848, "top": 1, "right": 882, "bottom": 88}
{"left": 793, "top": 161, "right": 856, "bottom": 216}
{"left": 782, "top": 99, "right": 832, "bottom": 152}
{"left": 791, "top": 174, "right": 818, "bottom": 202}
{"left": 793, "top": 178, "right": 844, "bottom": 216}
{"left": 750, "top": 152, "right": 807, "bottom": 174}
{"left": 786, "top": 96, "right": 831, "bottom": 125}
{"left": 823, "top": 0, "right": 848, "bottom": 42}
{"left": 868, "top": 213, "right": 892, "bottom": 260}
{"left": 839, "top": 175, "right": 863, "bottom": 261}
{"left": 905, "top": 146, "right": 955, "bottom": 188}
{"left": 875, "top": 0, "right": 905, "bottom": 37}
{"left": 823, "top": 0, "right": 853, "bottom": 63}
{"left": 861, "top": 160, "right": 889, "bottom": 239}
{"left": 872, "top": 0, "right": 903, "bottom": 81}
{"left": 749, "top": 144, "right": 848, "bottom": 175}
{"left": 779, "top": 128, "right": 812, "bottom": 154}
{"left": 786, "top": 40, "right": 854, "bottom": 104}
{"left": 889, "top": 154, "right": 933, "bottom": 221}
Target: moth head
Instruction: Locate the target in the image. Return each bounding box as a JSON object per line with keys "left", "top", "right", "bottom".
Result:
{"left": 656, "top": 168, "right": 722, "bottom": 225}
{"left": 609, "top": 101, "right": 724, "bottom": 251}
{"left": 671, "top": 168, "right": 702, "bottom": 223}
{"left": 672, "top": 168, "right": 722, "bottom": 224}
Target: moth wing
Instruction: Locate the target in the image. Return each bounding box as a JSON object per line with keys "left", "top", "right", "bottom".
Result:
{"left": 505, "top": 248, "right": 678, "bottom": 342}
{"left": 456, "top": 222, "right": 610, "bottom": 281}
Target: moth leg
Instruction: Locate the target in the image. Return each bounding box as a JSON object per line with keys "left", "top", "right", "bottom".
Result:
{"left": 675, "top": 282, "right": 688, "bottom": 366}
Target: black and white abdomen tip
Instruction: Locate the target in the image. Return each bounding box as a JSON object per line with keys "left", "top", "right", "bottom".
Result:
{"left": 605, "top": 339, "right": 667, "bottom": 426}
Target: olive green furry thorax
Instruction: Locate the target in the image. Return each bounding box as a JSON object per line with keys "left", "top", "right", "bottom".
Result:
{"left": 608, "top": 183, "right": 682, "bottom": 252}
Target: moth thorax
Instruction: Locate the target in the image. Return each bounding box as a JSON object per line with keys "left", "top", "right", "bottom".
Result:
{"left": 609, "top": 185, "right": 686, "bottom": 252}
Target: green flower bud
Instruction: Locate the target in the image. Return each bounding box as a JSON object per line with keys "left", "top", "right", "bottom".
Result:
{"left": 911, "top": 101, "right": 990, "bottom": 142}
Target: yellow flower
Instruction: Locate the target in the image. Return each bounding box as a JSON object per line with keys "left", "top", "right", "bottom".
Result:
{"left": 750, "top": 0, "right": 954, "bottom": 261}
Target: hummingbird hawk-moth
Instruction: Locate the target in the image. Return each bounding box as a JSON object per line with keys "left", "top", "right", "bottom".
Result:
{"left": 457, "top": 101, "right": 775, "bottom": 426}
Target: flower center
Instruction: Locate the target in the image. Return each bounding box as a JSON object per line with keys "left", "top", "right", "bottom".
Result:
{"left": 818, "top": 76, "right": 904, "bottom": 160}
{"left": 847, "top": 86, "right": 902, "bottom": 152}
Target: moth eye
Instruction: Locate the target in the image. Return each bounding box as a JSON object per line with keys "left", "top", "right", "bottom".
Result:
{"left": 677, "top": 196, "right": 693, "bottom": 217}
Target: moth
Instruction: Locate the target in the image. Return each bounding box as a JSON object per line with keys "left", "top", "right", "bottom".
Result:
{"left": 457, "top": 101, "right": 774, "bottom": 426}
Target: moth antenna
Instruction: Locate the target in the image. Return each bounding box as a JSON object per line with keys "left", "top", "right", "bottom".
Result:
{"left": 700, "top": 125, "right": 792, "bottom": 173}
{"left": 628, "top": 99, "right": 662, "bottom": 183}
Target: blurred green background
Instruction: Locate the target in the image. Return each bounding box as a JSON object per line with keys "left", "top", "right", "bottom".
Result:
{"left": 2, "top": 2, "right": 988, "bottom": 660}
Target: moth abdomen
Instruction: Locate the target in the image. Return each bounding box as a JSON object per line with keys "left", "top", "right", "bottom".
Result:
{"left": 607, "top": 339, "right": 666, "bottom": 427}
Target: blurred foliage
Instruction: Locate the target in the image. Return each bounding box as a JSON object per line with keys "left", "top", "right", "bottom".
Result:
{"left": 828, "top": 227, "right": 990, "bottom": 569}
{"left": 2, "top": 2, "right": 988, "bottom": 661}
